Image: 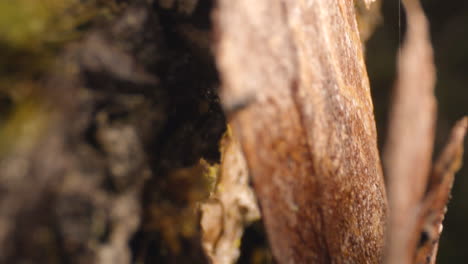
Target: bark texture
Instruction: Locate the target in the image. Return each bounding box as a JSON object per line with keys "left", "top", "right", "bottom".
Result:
{"left": 0, "top": 0, "right": 466, "bottom": 264}
{"left": 214, "top": 0, "right": 387, "bottom": 263}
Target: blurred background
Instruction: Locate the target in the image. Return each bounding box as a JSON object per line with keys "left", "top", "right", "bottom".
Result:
{"left": 366, "top": 1, "right": 468, "bottom": 263}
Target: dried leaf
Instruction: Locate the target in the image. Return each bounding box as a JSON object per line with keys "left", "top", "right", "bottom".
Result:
{"left": 383, "top": 0, "right": 466, "bottom": 263}
{"left": 383, "top": 0, "right": 436, "bottom": 227}
{"left": 413, "top": 117, "right": 467, "bottom": 264}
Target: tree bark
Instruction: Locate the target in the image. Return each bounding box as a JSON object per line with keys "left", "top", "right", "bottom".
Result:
{"left": 0, "top": 0, "right": 466, "bottom": 264}
{"left": 214, "top": 0, "right": 387, "bottom": 263}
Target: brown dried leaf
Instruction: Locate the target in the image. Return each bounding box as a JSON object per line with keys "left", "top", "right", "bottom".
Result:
{"left": 383, "top": 0, "right": 468, "bottom": 263}
{"left": 383, "top": 0, "right": 436, "bottom": 220}
{"left": 413, "top": 117, "right": 467, "bottom": 264}
{"left": 383, "top": 0, "right": 437, "bottom": 263}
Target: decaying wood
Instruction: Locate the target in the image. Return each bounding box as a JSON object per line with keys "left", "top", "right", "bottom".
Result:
{"left": 214, "top": 0, "right": 387, "bottom": 262}
{"left": 200, "top": 127, "right": 260, "bottom": 264}
{"left": 383, "top": 0, "right": 467, "bottom": 263}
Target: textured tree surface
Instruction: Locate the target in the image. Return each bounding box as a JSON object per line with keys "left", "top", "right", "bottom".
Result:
{"left": 0, "top": 0, "right": 466, "bottom": 264}
{"left": 215, "top": 0, "right": 387, "bottom": 263}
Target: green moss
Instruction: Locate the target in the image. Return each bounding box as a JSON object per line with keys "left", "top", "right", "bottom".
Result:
{"left": 0, "top": 0, "right": 121, "bottom": 94}
{"left": 0, "top": 0, "right": 121, "bottom": 154}
{"left": 0, "top": 95, "right": 50, "bottom": 156}
{"left": 0, "top": 1, "right": 78, "bottom": 48}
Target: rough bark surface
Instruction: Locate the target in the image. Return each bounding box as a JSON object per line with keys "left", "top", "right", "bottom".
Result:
{"left": 1, "top": 0, "right": 466, "bottom": 264}
{"left": 214, "top": 0, "right": 387, "bottom": 263}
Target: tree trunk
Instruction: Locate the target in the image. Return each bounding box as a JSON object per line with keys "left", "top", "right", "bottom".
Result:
{"left": 214, "top": 0, "right": 387, "bottom": 263}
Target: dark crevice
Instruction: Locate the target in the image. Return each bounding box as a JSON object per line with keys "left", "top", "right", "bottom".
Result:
{"left": 129, "top": 1, "right": 227, "bottom": 263}
{"left": 238, "top": 221, "right": 274, "bottom": 264}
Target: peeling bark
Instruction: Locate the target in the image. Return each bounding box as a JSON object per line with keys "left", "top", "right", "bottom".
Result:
{"left": 201, "top": 128, "right": 260, "bottom": 264}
